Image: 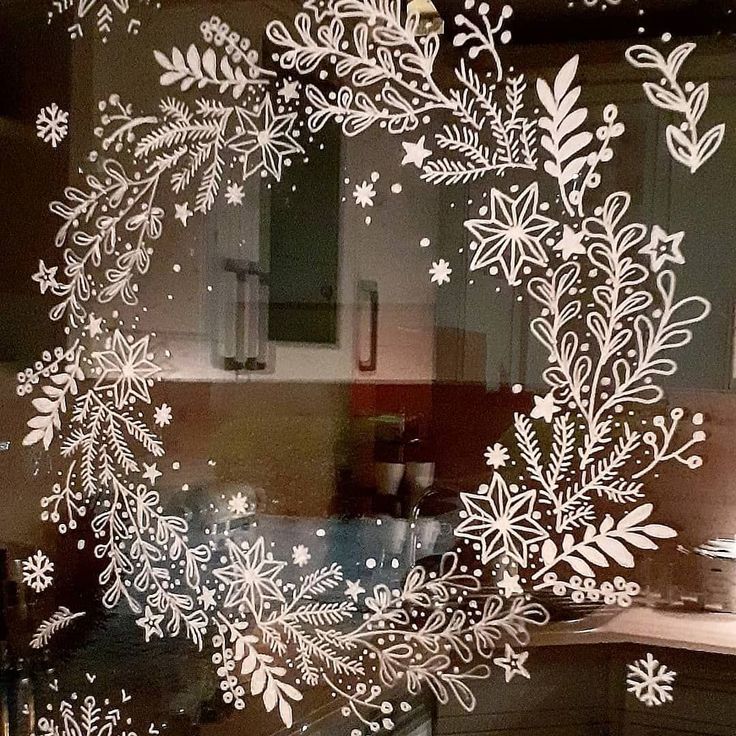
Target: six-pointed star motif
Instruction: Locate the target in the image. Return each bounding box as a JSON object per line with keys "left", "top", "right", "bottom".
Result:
{"left": 213, "top": 538, "right": 286, "bottom": 614}
{"left": 465, "top": 183, "right": 558, "bottom": 285}
{"left": 456, "top": 473, "right": 547, "bottom": 566}
{"left": 92, "top": 330, "right": 160, "bottom": 408}
{"left": 231, "top": 94, "right": 303, "bottom": 180}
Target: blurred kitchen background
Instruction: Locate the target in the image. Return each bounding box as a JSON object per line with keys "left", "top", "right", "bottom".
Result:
{"left": 2, "top": 0, "right": 736, "bottom": 735}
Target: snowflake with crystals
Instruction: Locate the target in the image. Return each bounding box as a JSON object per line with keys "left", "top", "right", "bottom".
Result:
{"left": 21, "top": 550, "right": 54, "bottom": 592}
{"left": 626, "top": 653, "right": 676, "bottom": 707}
{"left": 36, "top": 104, "right": 69, "bottom": 148}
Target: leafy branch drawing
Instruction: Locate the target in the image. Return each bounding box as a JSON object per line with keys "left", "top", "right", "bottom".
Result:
{"left": 213, "top": 547, "right": 547, "bottom": 729}
{"left": 21, "top": 341, "right": 84, "bottom": 450}
{"left": 626, "top": 43, "right": 725, "bottom": 173}
{"left": 532, "top": 503, "right": 676, "bottom": 580}
{"left": 537, "top": 55, "right": 623, "bottom": 216}
{"left": 267, "top": 0, "right": 536, "bottom": 180}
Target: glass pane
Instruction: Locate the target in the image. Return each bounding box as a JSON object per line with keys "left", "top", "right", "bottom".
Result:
{"left": 1, "top": 2, "right": 736, "bottom": 736}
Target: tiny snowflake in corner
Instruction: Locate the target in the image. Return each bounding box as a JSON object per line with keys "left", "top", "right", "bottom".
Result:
{"left": 21, "top": 550, "right": 54, "bottom": 593}
{"left": 429, "top": 259, "right": 452, "bottom": 285}
{"left": 36, "top": 103, "right": 69, "bottom": 148}
{"left": 626, "top": 653, "right": 676, "bottom": 707}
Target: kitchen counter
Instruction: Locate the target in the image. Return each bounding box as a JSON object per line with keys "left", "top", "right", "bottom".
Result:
{"left": 534, "top": 605, "right": 736, "bottom": 656}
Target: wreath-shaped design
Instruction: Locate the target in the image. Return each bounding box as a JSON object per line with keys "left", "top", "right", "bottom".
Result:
{"left": 22, "top": 2, "right": 716, "bottom": 732}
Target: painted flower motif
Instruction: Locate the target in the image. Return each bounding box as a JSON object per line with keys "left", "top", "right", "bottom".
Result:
{"left": 456, "top": 473, "right": 547, "bottom": 566}
{"left": 136, "top": 605, "right": 164, "bottom": 642}
{"left": 153, "top": 403, "right": 172, "bottom": 427}
{"left": 464, "top": 183, "right": 558, "bottom": 285}
{"left": 231, "top": 93, "right": 303, "bottom": 180}
{"left": 353, "top": 180, "right": 376, "bottom": 208}
{"left": 32, "top": 260, "right": 59, "bottom": 295}
{"left": 291, "top": 544, "right": 311, "bottom": 567}
{"left": 484, "top": 442, "right": 510, "bottom": 469}
{"left": 36, "top": 103, "right": 69, "bottom": 148}
{"left": 213, "top": 538, "right": 286, "bottom": 615}
{"left": 21, "top": 550, "right": 54, "bottom": 593}
{"left": 429, "top": 259, "right": 452, "bottom": 285}
{"left": 92, "top": 331, "right": 160, "bottom": 409}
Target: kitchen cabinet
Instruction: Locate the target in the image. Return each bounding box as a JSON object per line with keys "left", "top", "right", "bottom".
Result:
{"left": 69, "top": 3, "right": 439, "bottom": 385}
{"left": 436, "top": 642, "right": 736, "bottom": 736}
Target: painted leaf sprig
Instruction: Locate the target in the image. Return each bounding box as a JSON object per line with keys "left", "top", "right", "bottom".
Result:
{"left": 626, "top": 42, "right": 725, "bottom": 173}
{"left": 537, "top": 55, "right": 592, "bottom": 215}
{"left": 535, "top": 503, "right": 676, "bottom": 579}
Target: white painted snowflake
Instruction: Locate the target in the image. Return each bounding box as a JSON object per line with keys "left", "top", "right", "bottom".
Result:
{"left": 291, "top": 544, "right": 311, "bottom": 567}
{"left": 36, "top": 103, "right": 69, "bottom": 148}
{"left": 464, "top": 183, "right": 558, "bottom": 286}
{"left": 429, "top": 259, "right": 452, "bottom": 285}
{"left": 225, "top": 182, "right": 245, "bottom": 206}
{"left": 352, "top": 181, "right": 376, "bottom": 208}
{"left": 626, "top": 653, "right": 676, "bottom": 707}
{"left": 153, "top": 403, "right": 172, "bottom": 427}
{"left": 21, "top": 550, "right": 54, "bottom": 592}
{"left": 227, "top": 492, "right": 252, "bottom": 516}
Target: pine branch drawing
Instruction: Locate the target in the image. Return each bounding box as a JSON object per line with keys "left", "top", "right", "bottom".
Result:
{"left": 30, "top": 607, "right": 86, "bottom": 649}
